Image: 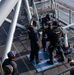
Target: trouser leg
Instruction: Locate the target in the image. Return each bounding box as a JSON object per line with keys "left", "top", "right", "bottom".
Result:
{"left": 57, "top": 45, "right": 64, "bottom": 61}
{"left": 49, "top": 48, "right": 53, "bottom": 62}
{"left": 35, "top": 50, "right": 39, "bottom": 61}
{"left": 42, "top": 38, "right": 46, "bottom": 51}
{"left": 48, "top": 44, "right": 55, "bottom": 63}
{"left": 30, "top": 50, "right": 34, "bottom": 62}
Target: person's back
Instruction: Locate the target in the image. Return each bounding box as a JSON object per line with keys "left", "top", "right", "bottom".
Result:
{"left": 47, "top": 26, "right": 64, "bottom": 64}
{"left": 3, "top": 59, "right": 18, "bottom": 75}
{"left": 50, "top": 20, "right": 62, "bottom": 43}
{"left": 53, "top": 27, "right": 62, "bottom": 43}
{"left": 4, "top": 64, "right": 13, "bottom": 75}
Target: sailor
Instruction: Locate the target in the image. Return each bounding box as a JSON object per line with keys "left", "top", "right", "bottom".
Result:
{"left": 2, "top": 51, "right": 19, "bottom": 75}
{"left": 41, "top": 14, "right": 51, "bottom": 52}
{"left": 47, "top": 20, "right": 64, "bottom": 64}
{"left": 28, "top": 20, "right": 41, "bottom": 64}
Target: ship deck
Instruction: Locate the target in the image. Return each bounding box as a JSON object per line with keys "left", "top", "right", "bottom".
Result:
{"left": 0, "top": 20, "right": 74, "bottom": 75}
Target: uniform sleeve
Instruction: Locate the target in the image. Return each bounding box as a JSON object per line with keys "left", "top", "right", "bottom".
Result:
{"left": 34, "top": 31, "right": 38, "bottom": 43}
{"left": 11, "top": 61, "right": 19, "bottom": 75}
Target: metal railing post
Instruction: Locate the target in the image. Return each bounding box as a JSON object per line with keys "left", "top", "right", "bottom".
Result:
{"left": 55, "top": 0, "right": 58, "bottom": 19}
{"left": 64, "top": 32, "right": 69, "bottom": 48}
{"left": 57, "top": 5, "right": 59, "bottom": 20}
{"left": 69, "top": 10, "right": 71, "bottom": 24}
{"left": 2, "top": 0, "right": 22, "bottom": 63}
{"left": 51, "top": 0, "right": 53, "bottom": 10}
{"left": 23, "top": 0, "right": 32, "bottom": 23}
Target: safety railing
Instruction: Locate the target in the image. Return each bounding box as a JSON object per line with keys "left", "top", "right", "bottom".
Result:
{"left": 34, "top": 0, "right": 51, "bottom": 15}
{"left": 33, "top": 0, "right": 74, "bottom": 26}
{"left": 54, "top": 2, "right": 74, "bottom": 25}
